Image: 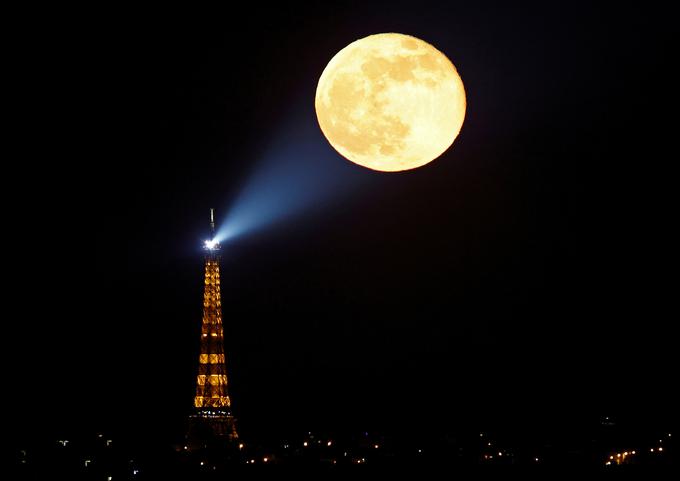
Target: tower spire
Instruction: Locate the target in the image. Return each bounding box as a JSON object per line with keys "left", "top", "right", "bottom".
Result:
{"left": 204, "top": 208, "right": 219, "bottom": 251}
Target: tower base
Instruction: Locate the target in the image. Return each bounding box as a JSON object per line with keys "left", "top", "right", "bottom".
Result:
{"left": 186, "top": 411, "right": 239, "bottom": 451}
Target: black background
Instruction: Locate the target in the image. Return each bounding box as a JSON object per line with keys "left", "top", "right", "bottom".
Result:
{"left": 7, "top": 1, "right": 674, "bottom": 445}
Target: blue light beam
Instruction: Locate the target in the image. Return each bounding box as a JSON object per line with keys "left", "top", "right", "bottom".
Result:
{"left": 215, "top": 105, "right": 369, "bottom": 243}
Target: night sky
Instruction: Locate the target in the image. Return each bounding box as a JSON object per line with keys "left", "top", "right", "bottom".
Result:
{"left": 10, "top": 1, "right": 674, "bottom": 444}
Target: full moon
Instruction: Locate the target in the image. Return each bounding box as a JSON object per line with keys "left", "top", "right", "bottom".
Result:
{"left": 315, "top": 33, "right": 466, "bottom": 172}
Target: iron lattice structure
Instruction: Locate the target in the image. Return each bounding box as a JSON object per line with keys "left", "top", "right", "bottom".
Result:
{"left": 187, "top": 209, "right": 238, "bottom": 448}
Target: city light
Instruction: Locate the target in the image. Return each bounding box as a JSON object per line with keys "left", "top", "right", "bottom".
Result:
{"left": 19, "top": 424, "right": 675, "bottom": 474}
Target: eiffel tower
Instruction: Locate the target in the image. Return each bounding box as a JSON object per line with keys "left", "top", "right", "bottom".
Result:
{"left": 186, "top": 209, "right": 239, "bottom": 450}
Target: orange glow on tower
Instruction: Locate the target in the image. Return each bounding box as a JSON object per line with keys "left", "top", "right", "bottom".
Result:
{"left": 187, "top": 209, "right": 238, "bottom": 448}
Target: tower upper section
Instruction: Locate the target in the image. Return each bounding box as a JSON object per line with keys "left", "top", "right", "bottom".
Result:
{"left": 204, "top": 208, "right": 221, "bottom": 252}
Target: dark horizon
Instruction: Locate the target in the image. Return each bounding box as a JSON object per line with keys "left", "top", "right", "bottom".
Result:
{"left": 8, "top": 0, "right": 675, "bottom": 453}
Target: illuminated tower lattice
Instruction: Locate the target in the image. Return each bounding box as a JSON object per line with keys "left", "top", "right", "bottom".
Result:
{"left": 187, "top": 209, "right": 239, "bottom": 448}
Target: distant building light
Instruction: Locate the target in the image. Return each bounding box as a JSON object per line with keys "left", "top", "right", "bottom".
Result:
{"left": 84, "top": 460, "right": 91, "bottom": 467}
{"left": 534, "top": 457, "right": 539, "bottom": 462}
{"left": 250, "top": 459, "right": 255, "bottom": 463}
{"left": 624, "top": 451, "right": 628, "bottom": 456}
{"left": 606, "top": 461, "right": 611, "bottom": 466}
{"left": 418, "top": 449, "right": 422, "bottom": 454}
{"left": 133, "top": 470, "right": 139, "bottom": 475}
{"left": 650, "top": 448, "right": 654, "bottom": 452}
{"left": 303, "top": 441, "right": 308, "bottom": 447}
{"left": 498, "top": 452, "right": 502, "bottom": 456}
{"left": 487, "top": 442, "right": 492, "bottom": 446}
{"left": 631, "top": 451, "right": 636, "bottom": 455}
{"left": 106, "top": 440, "right": 112, "bottom": 446}
{"left": 658, "top": 447, "right": 663, "bottom": 452}
{"left": 200, "top": 461, "right": 204, "bottom": 466}
{"left": 374, "top": 444, "right": 379, "bottom": 449}
{"left": 238, "top": 443, "right": 244, "bottom": 449}
{"left": 263, "top": 457, "right": 268, "bottom": 463}
{"left": 327, "top": 441, "right": 332, "bottom": 447}
{"left": 609, "top": 455, "right": 614, "bottom": 460}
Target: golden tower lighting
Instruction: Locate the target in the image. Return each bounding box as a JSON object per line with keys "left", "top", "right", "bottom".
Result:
{"left": 186, "top": 208, "right": 239, "bottom": 449}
